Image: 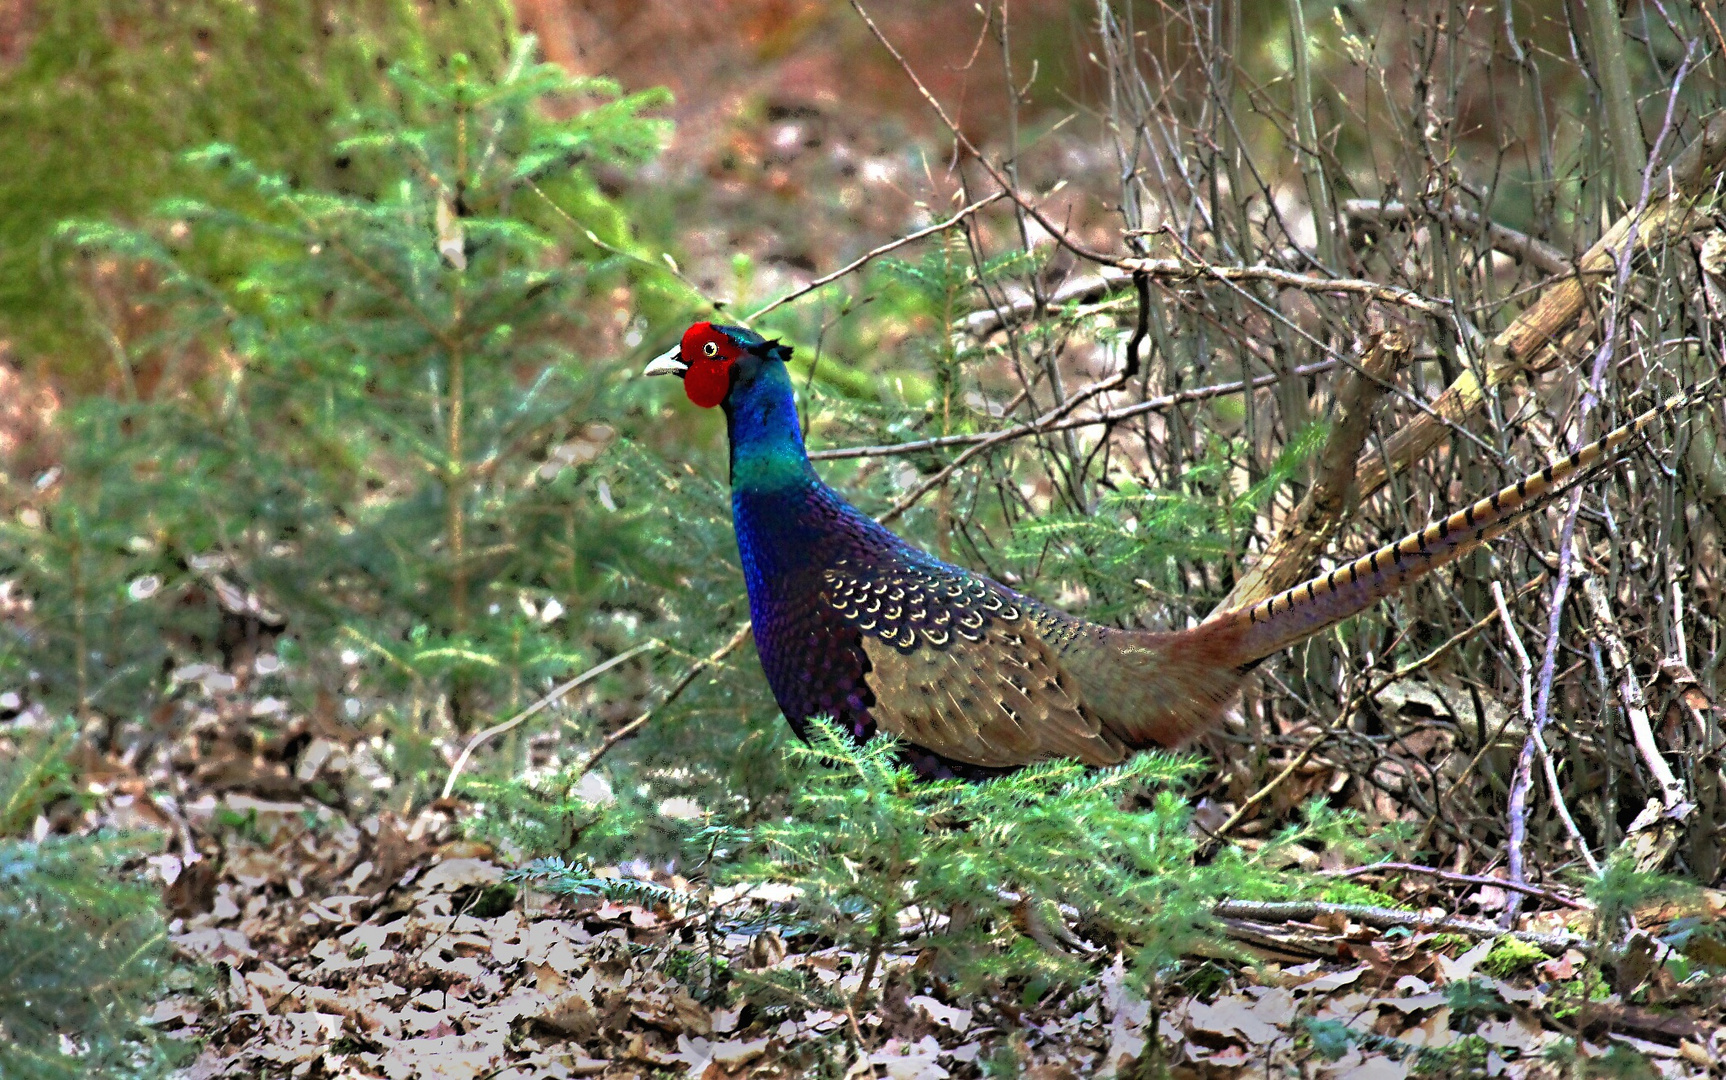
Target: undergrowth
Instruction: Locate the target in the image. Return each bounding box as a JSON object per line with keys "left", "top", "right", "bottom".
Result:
{"left": 495, "top": 718, "right": 1380, "bottom": 1008}
{"left": 0, "top": 728, "right": 178, "bottom": 1079}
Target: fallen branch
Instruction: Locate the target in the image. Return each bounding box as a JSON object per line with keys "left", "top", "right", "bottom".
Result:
{"left": 1212, "top": 900, "right": 1584, "bottom": 953}
{"left": 1326, "top": 861, "right": 1588, "bottom": 910}
{"left": 1208, "top": 111, "right": 1726, "bottom": 613}
{"left": 1348, "top": 112, "right": 1726, "bottom": 506}
{"left": 1212, "top": 328, "right": 1412, "bottom": 611}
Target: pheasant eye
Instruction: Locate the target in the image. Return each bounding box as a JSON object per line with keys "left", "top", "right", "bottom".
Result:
{"left": 702, "top": 341, "right": 719, "bottom": 358}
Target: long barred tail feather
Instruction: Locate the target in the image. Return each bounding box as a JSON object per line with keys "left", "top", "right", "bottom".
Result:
{"left": 1208, "top": 390, "right": 1695, "bottom": 668}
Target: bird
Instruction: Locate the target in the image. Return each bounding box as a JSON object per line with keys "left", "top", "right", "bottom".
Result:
{"left": 643, "top": 320, "right": 1673, "bottom": 779}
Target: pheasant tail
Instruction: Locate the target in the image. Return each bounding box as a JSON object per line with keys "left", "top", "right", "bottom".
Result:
{"left": 1202, "top": 393, "right": 1685, "bottom": 670}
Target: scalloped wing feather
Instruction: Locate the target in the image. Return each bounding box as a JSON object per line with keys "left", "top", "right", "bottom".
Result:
{"left": 822, "top": 559, "right": 1126, "bottom": 768}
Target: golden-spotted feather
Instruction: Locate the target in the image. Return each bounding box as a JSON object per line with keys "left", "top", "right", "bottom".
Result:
{"left": 821, "top": 560, "right": 1125, "bottom": 767}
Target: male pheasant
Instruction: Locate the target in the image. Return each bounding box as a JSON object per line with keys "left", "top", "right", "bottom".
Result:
{"left": 645, "top": 321, "right": 1666, "bottom": 778}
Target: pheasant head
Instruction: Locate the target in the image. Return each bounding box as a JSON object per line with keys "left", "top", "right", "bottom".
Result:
{"left": 644, "top": 321, "right": 811, "bottom": 491}
{"left": 644, "top": 321, "right": 794, "bottom": 410}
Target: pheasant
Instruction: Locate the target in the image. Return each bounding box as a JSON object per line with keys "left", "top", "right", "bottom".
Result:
{"left": 644, "top": 320, "right": 1670, "bottom": 778}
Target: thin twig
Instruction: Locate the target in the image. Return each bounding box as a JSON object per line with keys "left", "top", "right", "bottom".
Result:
{"left": 442, "top": 640, "right": 662, "bottom": 798}
{"left": 1581, "top": 575, "right": 1686, "bottom": 810}
{"left": 574, "top": 623, "right": 754, "bottom": 779}
{"left": 959, "top": 266, "right": 1131, "bottom": 336}
{"left": 1493, "top": 582, "right": 1601, "bottom": 875}
{"left": 1201, "top": 710, "right": 1350, "bottom": 849}
{"left": 850, "top": 0, "right": 1447, "bottom": 321}
{"left": 1341, "top": 198, "right": 1569, "bottom": 276}
{"left": 746, "top": 192, "right": 1007, "bottom": 322}
{"left": 1325, "top": 861, "right": 1588, "bottom": 910}
{"left": 809, "top": 360, "right": 1337, "bottom": 461}
{"left": 1505, "top": 46, "right": 1699, "bottom": 919}
{"left": 847, "top": 0, "right": 1116, "bottom": 270}
{"left": 1211, "top": 575, "right": 1548, "bottom": 850}
{"left": 1115, "top": 255, "right": 1445, "bottom": 314}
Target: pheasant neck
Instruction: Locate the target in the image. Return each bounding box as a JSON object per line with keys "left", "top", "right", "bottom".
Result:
{"left": 725, "top": 362, "right": 817, "bottom": 493}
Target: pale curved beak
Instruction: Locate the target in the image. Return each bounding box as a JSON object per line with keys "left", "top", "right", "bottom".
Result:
{"left": 642, "top": 345, "right": 687, "bottom": 378}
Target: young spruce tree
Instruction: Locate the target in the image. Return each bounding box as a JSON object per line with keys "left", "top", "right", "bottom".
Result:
{"left": 5, "top": 38, "right": 684, "bottom": 797}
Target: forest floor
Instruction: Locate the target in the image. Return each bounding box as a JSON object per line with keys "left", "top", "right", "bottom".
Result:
{"left": 34, "top": 683, "right": 1720, "bottom": 1080}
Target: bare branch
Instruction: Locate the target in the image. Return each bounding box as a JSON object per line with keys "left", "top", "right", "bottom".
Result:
{"left": 1341, "top": 197, "right": 1570, "bottom": 276}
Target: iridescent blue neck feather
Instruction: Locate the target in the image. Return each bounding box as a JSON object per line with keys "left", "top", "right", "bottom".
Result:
{"left": 724, "top": 360, "right": 815, "bottom": 492}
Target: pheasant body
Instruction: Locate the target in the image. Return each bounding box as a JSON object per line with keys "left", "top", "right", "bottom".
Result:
{"left": 646, "top": 321, "right": 1671, "bottom": 775}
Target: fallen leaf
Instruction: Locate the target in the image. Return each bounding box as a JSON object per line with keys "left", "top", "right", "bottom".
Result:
{"left": 1537, "top": 948, "right": 1584, "bottom": 981}
{"left": 1436, "top": 939, "right": 1493, "bottom": 983}
{"left": 1475, "top": 1016, "right": 1553, "bottom": 1052}
{"left": 869, "top": 1035, "right": 949, "bottom": 1080}
{"left": 417, "top": 857, "right": 502, "bottom": 891}
{"left": 1188, "top": 996, "right": 1285, "bottom": 1045}
{"left": 1097, "top": 957, "right": 1150, "bottom": 1079}
{"left": 172, "top": 927, "right": 257, "bottom": 964}
{"left": 1297, "top": 965, "right": 1369, "bottom": 992}
{"left": 1377, "top": 992, "right": 1447, "bottom": 1014}
{"left": 908, "top": 994, "right": 973, "bottom": 1033}
{"left": 1332, "top": 1058, "right": 1409, "bottom": 1080}
{"left": 1396, "top": 1005, "right": 1455, "bottom": 1049}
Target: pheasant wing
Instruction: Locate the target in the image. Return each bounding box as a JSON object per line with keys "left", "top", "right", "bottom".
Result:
{"left": 820, "top": 558, "right": 1125, "bottom": 768}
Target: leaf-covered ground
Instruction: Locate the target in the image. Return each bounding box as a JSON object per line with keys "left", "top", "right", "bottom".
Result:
{"left": 24, "top": 686, "right": 1719, "bottom": 1080}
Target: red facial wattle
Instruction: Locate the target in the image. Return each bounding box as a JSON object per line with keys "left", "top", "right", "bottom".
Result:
{"left": 684, "top": 359, "right": 732, "bottom": 408}
{"left": 679, "top": 322, "right": 736, "bottom": 409}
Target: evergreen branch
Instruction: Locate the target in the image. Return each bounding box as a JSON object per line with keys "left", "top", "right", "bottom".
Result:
{"left": 525, "top": 180, "right": 726, "bottom": 312}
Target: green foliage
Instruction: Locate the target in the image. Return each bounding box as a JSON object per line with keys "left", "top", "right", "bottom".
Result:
{"left": 461, "top": 766, "right": 612, "bottom": 859}
{"left": 1316, "top": 880, "right": 1402, "bottom": 908}
{"left": 878, "top": 238, "right": 1033, "bottom": 434}
{"left": 1303, "top": 1017, "right": 1492, "bottom": 1077}
{"left": 718, "top": 719, "right": 1340, "bottom": 998}
{"left": 1581, "top": 854, "right": 1701, "bottom": 953}
{"left": 1543, "top": 1041, "right": 1660, "bottom": 1080}
{"left": 1660, "top": 915, "right": 1726, "bottom": 973}
{"left": 1442, "top": 978, "right": 1510, "bottom": 1027}
{"left": 1006, "top": 423, "right": 1326, "bottom": 621}
{"left": 511, "top": 855, "right": 690, "bottom": 909}
{"left": 0, "top": 728, "right": 176, "bottom": 1079}
{"left": 4, "top": 39, "right": 674, "bottom": 764}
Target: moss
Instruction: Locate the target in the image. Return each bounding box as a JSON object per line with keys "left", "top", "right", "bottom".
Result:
{"left": 1482, "top": 934, "right": 1548, "bottom": 977}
